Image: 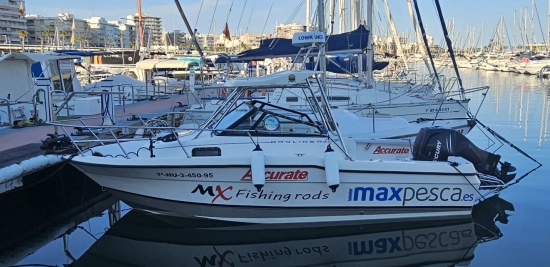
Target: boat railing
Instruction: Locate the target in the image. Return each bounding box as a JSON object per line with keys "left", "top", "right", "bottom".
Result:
{"left": 0, "top": 97, "right": 12, "bottom": 127}
{"left": 114, "top": 83, "right": 136, "bottom": 105}
{"left": 145, "top": 78, "right": 170, "bottom": 100}
{"left": 47, "top": 112, "right": 328, "bottom": 159}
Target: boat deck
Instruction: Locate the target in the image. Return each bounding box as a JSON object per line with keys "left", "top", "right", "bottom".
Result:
{"left": 0, "top": 94, "right": 197, "bottom": 167}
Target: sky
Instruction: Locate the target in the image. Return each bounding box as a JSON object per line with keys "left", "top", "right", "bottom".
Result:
{"left": 23, "top": 0, "right": 550, "bottom": 47}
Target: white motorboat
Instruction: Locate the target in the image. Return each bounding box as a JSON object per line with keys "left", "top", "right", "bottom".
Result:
{"left": 64, "top": 69, "right": 516, "bottom": 224}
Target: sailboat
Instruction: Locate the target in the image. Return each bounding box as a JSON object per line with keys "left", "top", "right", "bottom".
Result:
{"left": 183, "top": 2, "right": 478, "bottom": 136}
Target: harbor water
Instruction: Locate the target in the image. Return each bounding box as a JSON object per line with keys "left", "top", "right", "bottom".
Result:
{"left": 3, "top": 65, "right": 549, "bottom": 266}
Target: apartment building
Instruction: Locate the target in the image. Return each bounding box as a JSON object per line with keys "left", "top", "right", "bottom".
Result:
{"left": 0, "top": 0, "right": 26, "bottom": 44}
{"left": 26, "top": 13, "right": 89, "bottom": 47}
{"left": 127, "top": 13, "right": 162, "bottom": 45}
{"left": 275, "top": 23, "right": 305, "bottom": 39}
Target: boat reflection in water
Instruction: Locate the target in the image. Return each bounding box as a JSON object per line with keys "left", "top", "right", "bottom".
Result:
{"left": 71, "top": 195, "right": 513, "bottom": 267}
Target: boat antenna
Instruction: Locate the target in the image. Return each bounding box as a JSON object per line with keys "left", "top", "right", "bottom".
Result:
{"left": 433, "top": 0, "right": 465, "bottom": 98}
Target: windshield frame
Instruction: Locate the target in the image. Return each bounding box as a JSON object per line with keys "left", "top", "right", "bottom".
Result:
{"left": 214, "top": 100, "right": 326, "bottom": 137}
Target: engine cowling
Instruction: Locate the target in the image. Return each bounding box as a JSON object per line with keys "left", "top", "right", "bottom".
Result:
{"left": 412, "top": 127, "right": 516, "bottom": 184}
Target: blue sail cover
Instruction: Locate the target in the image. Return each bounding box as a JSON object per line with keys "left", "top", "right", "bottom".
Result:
{"left": 53, "top": 50, "right": 113, "bottom": 56}
{"left": 233, "top": 26, "right": 370, "bottom": 61}
{"left": 305, "top": 54, "right": 389, "bottom": 73}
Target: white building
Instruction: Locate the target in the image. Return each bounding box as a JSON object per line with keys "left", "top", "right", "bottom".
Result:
{"left": 0, "top": 0, "right": 27, "bottom": 44}
{"left": 26, "top": 13, "right": 90, "bottom": 47}
{"left": 195, "top": 33, "right": 215, "bottom": 49}
{"left": 127, "top": 13, "right": 162, "bottom": 46}
{"left": 85, "top": 16, "right": 135, "bottom": 48}
{"left": 239, "top": 33, "right": 271, "bottom": 49}
{"left": 108, "top": 20, "right": 136, "bottom": 49}
{"left": 275, "top": 23, "right": 305, "bottom": 39}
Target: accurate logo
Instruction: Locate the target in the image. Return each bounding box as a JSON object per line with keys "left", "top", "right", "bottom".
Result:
{"left": 241, "top": 169, "right": 309, "bottom": 181}
{"left": 372, "top": 146, "right": 410, "bottom": 154}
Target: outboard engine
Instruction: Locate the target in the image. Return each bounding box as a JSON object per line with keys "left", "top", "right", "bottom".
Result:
{"left": 413, "top": 127, "right": 516, "bottom": 184}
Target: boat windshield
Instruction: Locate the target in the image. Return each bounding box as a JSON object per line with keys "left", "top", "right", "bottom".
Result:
{"left": 214, "top": 100, "right": 326, "bottom": 136}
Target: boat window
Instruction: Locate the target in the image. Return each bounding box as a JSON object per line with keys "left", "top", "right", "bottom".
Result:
{"left": 192, "top": 147, "right": 221, "bottom": 157}
{"left": 328, "top": 96, "right": 350, "bottom": 101}
{"left": 286, "top": 97, "right": 298, "bottom": 102}
{"left": 215, "top": 100, "right": 325, "bottom": 137}
{"left": 215, "top": 103, "right": 255, "bottom": 130}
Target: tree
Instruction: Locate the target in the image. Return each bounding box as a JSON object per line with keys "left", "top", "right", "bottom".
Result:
{"left": 77, "top": 35, "right": 86, "bottom": 49}
{"left": 118, "top": 32, "right": 124, "bottom": 49}
{"left": 43, "top": 28, "right": 52, "bottom": 47}
{"left": 18, "top": 30, "right": 27, "bottom": 51}
{"left": 118, "top": 32, "right": 125, "bottom": 64}
{"left": 59, "top": 31, "right": 67, "bottom": 48}
{"left": 130, "top": 41, "right": 136, "bottom": 49}
{"left": 102, "top": 35, "right": 109, "bottom": 48}
{"left": 38, "top": 32, "right": 45, "bottom": 52}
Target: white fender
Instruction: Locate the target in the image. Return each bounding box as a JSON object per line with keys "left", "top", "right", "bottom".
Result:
{"left": 251, "top": 144, "right": 265, "bottom": 191}
{"left": 45, "top": 154, "right": 63, "bottom": 165}
{"left": 324, "top": 144, "right": 340, "bottom": 192}
{"left": 0, "top": 164, "right": 23, "bottom": 184}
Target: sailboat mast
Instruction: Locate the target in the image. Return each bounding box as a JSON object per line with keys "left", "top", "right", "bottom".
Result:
{"left": 306, "top": 0, "right": 311, "bottom": 31}
{"left": 318, "top": 0, "right": 327, "bottom": 87}
{"left": 365, "top": 0, "right": 373, "bottom": 88}
{"left": 137, "top": 0, "right": 144, "bottom": 48}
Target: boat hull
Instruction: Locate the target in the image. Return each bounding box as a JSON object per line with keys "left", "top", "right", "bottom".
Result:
{"left": 71, "top": 160, "right": 479, "bottom": 224}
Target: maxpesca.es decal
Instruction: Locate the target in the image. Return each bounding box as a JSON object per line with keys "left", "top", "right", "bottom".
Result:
{"left": 347, "top": 186, "right": 474, "bottom": 204}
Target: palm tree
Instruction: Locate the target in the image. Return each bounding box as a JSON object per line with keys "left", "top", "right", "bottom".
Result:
{"left": 118, "top": 32, "right": 126, "bottom": 64}
{"left": 42, "top": 28, "right": 51, "bottom": 48}
{"left": 118, "top": 32, "right": 124, "bottom": 49}
{"left": 130, "top": 41, "right": 136, "bottom": 49}
{"left": 59, "top": 31, "right": 67, "bottom": 48}
{"left": 102, "top": 35, "right": 109, "bottom": 48}
{"left": 77, "top": 35, "right": 86, "bottom": 49}
{"left": 18, "top": 30, "right": 27, "bottom": 51}
{"left": 38, "top": 33, "right": 45, "bottom": 52}
{"left": 43, "top": 28, "right": 52, "bottom": 47}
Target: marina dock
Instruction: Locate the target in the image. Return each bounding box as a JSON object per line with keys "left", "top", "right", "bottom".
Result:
{"left": 0, "top": 93, "right": 196, "bottom": 193}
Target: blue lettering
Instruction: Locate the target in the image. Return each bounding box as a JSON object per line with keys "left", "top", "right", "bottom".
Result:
{"left": 348, "top": 186, "right": 467, "bottom": 202}
{"left": 348, "top": 187, "right": 403, "bottom": 202}
{"left": 348, "top": 237, "right": 402, "bottom": 255}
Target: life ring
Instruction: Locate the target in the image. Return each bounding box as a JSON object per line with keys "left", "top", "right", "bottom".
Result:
{"left": 128, "top": 56, "right": 133, "bottom": 62}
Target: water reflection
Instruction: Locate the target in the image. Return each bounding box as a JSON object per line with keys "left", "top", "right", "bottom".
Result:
{"left": 65, "top": 195, "right": 513, "bottom": 267}
{"left": 437, "top": 67, "right": 550, "bottom": 148}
